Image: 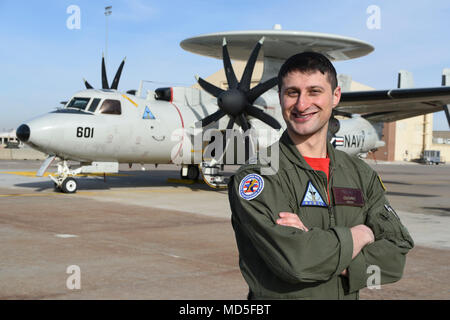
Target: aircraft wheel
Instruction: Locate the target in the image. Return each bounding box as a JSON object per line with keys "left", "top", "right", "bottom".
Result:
{"left": 187, "top": 165, "right": 200, "bottom": 180}
{"left": 61, "top": 178, "right": 77, "bottom": 194}
{"left": 181, "top": 165, "right": 200, "bottom": 180}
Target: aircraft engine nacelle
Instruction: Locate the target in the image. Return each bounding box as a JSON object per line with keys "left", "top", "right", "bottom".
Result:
{"left": 333, "top": 116, "right": 384, "bottom": 156}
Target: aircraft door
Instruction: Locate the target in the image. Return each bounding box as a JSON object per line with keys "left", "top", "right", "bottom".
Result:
{"left": 139, "top": 103, "right": 179, "bottom": 163}
{"left": 142, "top": 105, "right": 165, "bottom": 142}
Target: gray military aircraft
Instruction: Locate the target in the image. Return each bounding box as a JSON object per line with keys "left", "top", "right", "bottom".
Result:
{"left": 15, "top": 29, "right": 450, "bottom": 193}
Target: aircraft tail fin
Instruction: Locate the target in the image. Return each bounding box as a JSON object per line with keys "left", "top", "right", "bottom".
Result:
{"left": 397, "top": 70, "right": 414, "bottom": 88}
{"left": 337, "top": 74, "right": 352, "bottom": 92}
{"left": 442, "top": 68, "right": 450, "bottom": 128}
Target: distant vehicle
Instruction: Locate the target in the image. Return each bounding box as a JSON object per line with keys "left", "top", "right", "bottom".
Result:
{"left": 5, "top": 141, "right": 20, "bottom": 149}
{"left": 421, "top": 150, "right": 445, "bottom": 165}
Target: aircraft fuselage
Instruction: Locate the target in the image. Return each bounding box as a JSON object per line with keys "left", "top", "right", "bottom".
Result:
{"left": 17, "top": 88, "right": 384, "bottom": 165}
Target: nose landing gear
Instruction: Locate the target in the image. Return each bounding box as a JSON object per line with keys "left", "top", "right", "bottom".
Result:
{"left": 50, "top": 160, "right": 81, "bottom": 193}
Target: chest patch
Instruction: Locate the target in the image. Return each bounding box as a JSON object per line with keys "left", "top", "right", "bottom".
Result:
{"left": 301, "top": 181, "right": 327, "bottom": 207}
{"left": 332, "top": 187, "right": 364, "bottom": 207}
{"left": 239, "top": 174, "right": 264, "bottom": 200}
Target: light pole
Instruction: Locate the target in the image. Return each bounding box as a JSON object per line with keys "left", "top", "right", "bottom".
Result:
{"left": 104, "top": 6, "right": 112, "bottom": 66}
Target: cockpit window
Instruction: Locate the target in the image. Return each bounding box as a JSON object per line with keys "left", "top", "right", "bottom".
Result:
{"left": 99, "top": 99, "right": 121, "bottom": 115}
{"left": 88, "top": 98, "right": 101, "bottom": 112}
{"left": 66, "top": 97, "right": 91, "bottom": 110}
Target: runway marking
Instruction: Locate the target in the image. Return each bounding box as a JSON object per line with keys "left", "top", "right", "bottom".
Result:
{"left": 0, "top": 191, "right": 98, "bottom": 198}
{"left": 55, "top": 234, "right": 79, "bottom": 238}
{"left": 0, "top": 171, "right": 52, "bottom": 177}
{"left": 0, "top": 187, "right": 214, "bottom": 198}
{"left": 0, "top": 171, "right": 131, "bottom": 177}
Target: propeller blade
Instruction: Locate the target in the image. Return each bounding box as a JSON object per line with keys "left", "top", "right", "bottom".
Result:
{"left": 222, "top": 116, "right": 236, "bottom": 154}
{"left": 238, "top": 114, "right": 252, "bottom": 162}
{"left": 101, "top": 54, "right": 109, "bottom": 89}
{"left": 226, "top": 116, "right": 235, "bottom": 130}
{"left": 197, "top": 76, "right": 224, "bottom": 98}
{"left": 201, "top": 109, "right": 226, "bottom": 127}
{"left": 110, "top": 57, "right": 126, "bottom": 90}
{"left": 239, "top": 37, "right": 264, "bottom": 92}
{"left": 444, "top": 105, "right": 450, "bottom": 128}
{"left": 246, "top": 105, "right": 282, "bottom": 129}
{"left": 238, "top": 113, "right": 250, "bottom": 131}
{"left": 246, "top": 77, "right": 278, "bottom": 103}
{"left": 222, "top": 38, "right": 238, "bottom": 89}
{"left": 83, "top": 78, "right": 93, "bottom": 89}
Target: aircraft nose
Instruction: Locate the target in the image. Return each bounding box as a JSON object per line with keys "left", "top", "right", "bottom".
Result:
{"left": 16, "top": 124, "right": 30, "bottom": 142}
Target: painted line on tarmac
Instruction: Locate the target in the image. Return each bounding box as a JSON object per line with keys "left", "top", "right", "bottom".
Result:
{"left": 55, "top": 234, "right": 79, "bottom": 238}
{"left": 0, "top": 171, "right": 132, "bottom": 177}
{"left": 0, "top": 191, "right": 98, "bottom": 198}
{"left": 0, "top": 187, "right": 208, "bottom": 198}
{"left": 0, "top": 171, "right": 51, "bottom": 177}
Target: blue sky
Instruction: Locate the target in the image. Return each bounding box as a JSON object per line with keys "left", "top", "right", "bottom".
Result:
{"left": 1, "top": 0, "right": 449, "bottom": 131}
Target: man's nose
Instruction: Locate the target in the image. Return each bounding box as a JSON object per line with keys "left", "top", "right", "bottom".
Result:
{"left": 294, "top": 94, "right": 311, "bottom": 112}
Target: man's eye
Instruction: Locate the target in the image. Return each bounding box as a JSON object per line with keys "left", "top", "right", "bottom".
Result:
{"left": 286, "top": 90, "right": 298, "bottom": 97}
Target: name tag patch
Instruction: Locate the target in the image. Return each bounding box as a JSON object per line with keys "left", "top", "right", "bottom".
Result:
{"left": 332, "top": 187, "right": 364, "bottom": 207}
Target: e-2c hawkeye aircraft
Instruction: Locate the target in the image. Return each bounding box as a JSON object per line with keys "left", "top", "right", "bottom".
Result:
{"left": 16, "top": 29, "right": 450, "bottom": 193}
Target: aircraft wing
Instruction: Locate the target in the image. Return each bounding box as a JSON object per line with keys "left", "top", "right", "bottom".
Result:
{"left": 337, "top": 86, "right": 450, "bottom": 123}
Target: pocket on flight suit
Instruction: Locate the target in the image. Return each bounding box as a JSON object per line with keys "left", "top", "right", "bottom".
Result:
{"left": 366, "top": 205, "right": 414, "bottom": 250}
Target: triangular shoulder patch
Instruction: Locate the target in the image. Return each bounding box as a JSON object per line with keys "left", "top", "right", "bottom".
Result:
{"left": 301, "top": 181, "right": 327, "bottom": 207}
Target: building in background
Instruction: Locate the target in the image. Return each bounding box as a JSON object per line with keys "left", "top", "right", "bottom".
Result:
{"left": 0, "top": 130, "right": 21, "bottom": 148}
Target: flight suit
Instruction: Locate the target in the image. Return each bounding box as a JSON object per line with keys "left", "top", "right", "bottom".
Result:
{"left": 228, "top": 131, "right": 414, "bottom": 299}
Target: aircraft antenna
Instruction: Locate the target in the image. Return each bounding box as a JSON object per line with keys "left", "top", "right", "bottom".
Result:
{"left": 104, "top": 6, "right": 112, "bottom": 67}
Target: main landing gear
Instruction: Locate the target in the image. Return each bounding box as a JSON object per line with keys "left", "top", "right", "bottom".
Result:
{"left": 179, "top": 163, "right": 228, "bottom": 188}
{"left": 180, "top": 164, "right": 200, "bottom": 181}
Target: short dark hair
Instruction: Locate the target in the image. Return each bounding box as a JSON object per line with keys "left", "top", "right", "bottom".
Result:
{"left": 277, "top": 52, "right": 338, "bottom": 91}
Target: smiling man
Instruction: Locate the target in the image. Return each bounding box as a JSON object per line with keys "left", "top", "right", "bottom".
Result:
{"left": 228, "top": 52, "right": 414, "bottom": 300}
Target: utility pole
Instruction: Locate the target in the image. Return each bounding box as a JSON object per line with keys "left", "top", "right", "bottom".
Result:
{"left": 104, "top": 6, "right": 112, "bottom": 66}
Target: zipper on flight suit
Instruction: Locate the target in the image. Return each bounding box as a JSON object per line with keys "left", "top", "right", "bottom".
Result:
{"left": 327, "top": 166, "right": 336, "bottom": 228}
{"left": 313, "top": 166, "right": 341, "bottom": 298}
{"left": 325, "top": 166, "right": 342, "bottom": 299}
{"left": 314, "top": 168, "right": 336, "bottom": 228}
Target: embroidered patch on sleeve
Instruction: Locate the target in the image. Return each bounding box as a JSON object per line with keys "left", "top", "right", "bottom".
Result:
{"left": 378, "top": 175, "right": 387, "bottom": 192}
{"left": 301, "top": 181, "right": 327, "bottom": 207}
{"left": 384, "top": 204, "right": 400, "bottom": 219}
{"left": 239, "top": 174, "right": 264, "bottom": 200}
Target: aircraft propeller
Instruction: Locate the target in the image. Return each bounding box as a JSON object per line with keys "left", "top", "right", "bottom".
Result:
{"left": 83, "top": 54, "right": 126, "bottom": 90}
{"left": 196, "top": 37, "right": 281, "bottom": 161}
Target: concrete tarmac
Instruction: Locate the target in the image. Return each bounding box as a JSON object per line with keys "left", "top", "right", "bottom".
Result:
{"left": 0, "top": 160, "right": 449, "bottom": 299}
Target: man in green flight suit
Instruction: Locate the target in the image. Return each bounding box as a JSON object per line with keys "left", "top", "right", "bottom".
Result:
{"left": 228, "top": 52, "right": 414, "bottom": 300}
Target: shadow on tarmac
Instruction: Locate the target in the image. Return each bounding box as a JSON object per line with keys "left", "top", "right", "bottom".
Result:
{"left": 14, "top": 170, "right": 227, "bottom": 193}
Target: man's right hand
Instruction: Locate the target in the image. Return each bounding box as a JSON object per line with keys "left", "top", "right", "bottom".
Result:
{"left": 350, "top": 224, "right": 375, "bottom": 259}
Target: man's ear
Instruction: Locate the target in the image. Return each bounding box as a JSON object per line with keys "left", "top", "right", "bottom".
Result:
{"left": 332, "top": 86, "right": 342, "bottom": 109}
